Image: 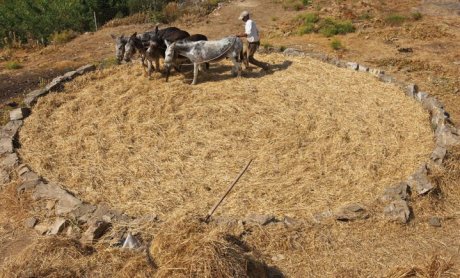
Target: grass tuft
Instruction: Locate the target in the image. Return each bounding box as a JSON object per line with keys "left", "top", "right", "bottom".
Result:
{"left": 5, "top": 60, "right": 22, "bottom": 70}
{"left": 330, "top": 38, "right": 343, "bottom": 50}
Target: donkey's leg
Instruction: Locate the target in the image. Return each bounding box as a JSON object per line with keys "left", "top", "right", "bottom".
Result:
{"left": 147, "top": 59, "right": 153, "bottom": 79}
{"left": 191, "top": 63, "right": 199, "bottom": 85}
{"left": 231, "top": 56, "right": 241, "bottom": 77}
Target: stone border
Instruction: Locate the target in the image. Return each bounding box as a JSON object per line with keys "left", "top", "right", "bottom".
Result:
{"left": 1, "top": 51, "right": 459, "bottom": 250}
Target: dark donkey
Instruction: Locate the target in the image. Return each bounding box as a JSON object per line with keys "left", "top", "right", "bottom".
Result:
{"left": 124, "top": 26, "right": 190, "bottom": 77}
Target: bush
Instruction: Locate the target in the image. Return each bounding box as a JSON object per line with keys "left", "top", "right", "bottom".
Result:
{"left": 50, "top": 30, "right": 79, "bottom": 44}
{"left": 5, "top": 61, "right": 22, "bottom": 70}
{"left": 318, "top": 18, "right": 355, "bottom": 37}
{"left": 330, "top": 38, "right": 343, "bottom": 50}
{"left": 282, "top": 0, "right": 311, "bottom": 11}
{"left": 297, "top": 24, "right": 316, "bottom": 35}
{"left": 163, "top": 2, "right": 181, "bottom": 23}
{"left": 411, "top": 11, "right": 422, "bottom": 20}
{"left": 385, "top": 14, "right": 406, "bottom": 26}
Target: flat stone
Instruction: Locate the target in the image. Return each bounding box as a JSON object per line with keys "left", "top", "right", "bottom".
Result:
{"left": 81, "top": 220, "right": 111, "bottom": 244}
{"left": 86, "top": 203, "right": 122, "bottom": 224}
{"left": 34, "top": 223, "right": 49, "bottom": 235}
{"left": 0, "top": 169, "right": 9, "bottom": 184}
{"left": 122, "top": 233, "right": 142, "bottom": 249}
{"left": 213, "top": 216, "right": 239, "bottom": 226}
{"left": 407, "top": 164, "right": 434, "bottom": 195}
{"left": 65, "top": 225, "right": 82, "bottom": 238}
{"left": 431, "top": 108, "right": 449, "bottom": 131}
{"left": 76, "top": 64, "right": 96, "bottom": 75}
{"left": 406, "top": 84, "right": 418, "bottom": 98}
{"left": 378, "top": 74, "right": 395, "bottom": 83}
{"left": 358, "top": 64, "right": 369, "bottom": 72}
{"left": 431, "top": 145, "right": 447, "bottom": 165}
{"left": 422, "top": 96, "right": 444, "bottom": 112}
{"left": 17, "top": 164, "right": 30, "bottom": 176}
{"left": 436, "top": 124, "right": 460, "bottom": 147}
{"left": 70, "top": 203, "right": 97, "bottom": 223}
{"left": 9, "top": 108, "right": 30, "bottom": 121}
{"left": 24, "top": 217, "right": 38, "bottom": 228}
{"left": 63, "top": 70, "right": 78, "bottom": 79}
{"left": 271, "top": 254, "right": 286, "bottom": 262}
{"left": 369, "top": 68, "right": 385, "bottom": 77}
{"left": 32, "top": 182, "right": 82, "bottom": 215}
{"left": 24, "top": 89, "right": 48, "bottom": 107}
{"left": 245, "top": 214, "right": 276, "bottom": 225}
{"left": 46, "top": 200, "right": 56, "bottom": 210}
{"left": 49, "top": 218, "right": 67, "bottom": 235}
{"left": 0, "top": 120, "right": 22, "bottom": 139}
{"left": 0, "top": 137, "right": 13, "bottom": 155}
{"left": 17, "top": 171, "right": 41, "bottom": 193}
{"left": 312, "top": 210, "right": 334, "bottom": 223}
{"left": 335, "top": 203, "right": 369, "bottom": 221}
{"left": 381, "top": 182, "right": 410, "bottom": 202}
{"left": 384, "top": 200, "right": 410, "bottom": 224}
{"left": 283, "top": 48, "right": 305, "bottom": 57}
{"left": 1, "top": 153, "right": 19, "bottom": 170}
{"left": 283, "top": 216, "right": 301, "bottom": 227}
{"left": 415, "top": 91, "right": 428, "bottom": 102}
{"left": 429, "top": 216, "right": 441, "bottom": 227}
{"left": 346, "top": 62, "right": 359, "bottom": 70}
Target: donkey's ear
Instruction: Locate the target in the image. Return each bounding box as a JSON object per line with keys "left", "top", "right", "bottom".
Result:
{"left": 110, "top": 34, "right": 116, "bottom": 40}
{"left": 154, "top": 25, "right": 159, "bottom": 34}
{"left": 130, "top": 32, "right": 137, "bottom": 39}
{"left": 164, "top": 40, "right": 171, "bottom": 47}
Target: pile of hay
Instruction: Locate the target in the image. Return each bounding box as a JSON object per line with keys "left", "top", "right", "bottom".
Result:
{"left": 148, "top": 216, "right": 265, "bottom": 277}
{"left": 19, "top": 54, "right": 434, "bottom": 220}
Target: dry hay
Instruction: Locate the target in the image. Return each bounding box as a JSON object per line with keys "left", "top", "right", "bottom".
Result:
{"left": 0, "top": 236, "right": 154, "bottom": 278}
{"left": 148, "top": 215, "right": 266, "bottom": 278}
{"left": 19, "top": 53, "right": 434, "bottom": 220}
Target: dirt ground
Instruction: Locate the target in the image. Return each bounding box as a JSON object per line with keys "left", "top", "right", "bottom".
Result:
{"left": 1, "top": 0, "right": 460, "bottom": 277}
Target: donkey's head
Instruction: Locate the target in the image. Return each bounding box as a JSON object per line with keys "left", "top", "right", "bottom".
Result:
{"left": 111, "top": 34, "right": 127, "bottom": 63}
{"left": 164, "top": 40, "right": 177, "bottom": 65}
{"left": 123, "top": 33, "right": 138, "bottom": 62}
{"left": 146, "top": 40, "right": 159, "bottom": 56}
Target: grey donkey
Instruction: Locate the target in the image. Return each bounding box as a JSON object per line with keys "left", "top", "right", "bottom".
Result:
{"left": 164, "top": 36, "right": 244, "bottom": 85}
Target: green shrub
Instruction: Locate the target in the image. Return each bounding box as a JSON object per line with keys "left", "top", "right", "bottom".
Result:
{"left": 318, "top": 18, "right": 355, "bottom": 37}
{"left": 99, "top": 57, "right": 119, "bottom": 69}
{"left": 50, "top": 30, "right": 79, "bottom": 44}
{"left": 282, "top": 0, "right": 310, "bottom": 10}
{"left": 330, "top": 38, "right": 343, "bottom": 50}
{"left": 297, "top": 23, "right": 316, "bottom": 35}
{"left": 385, "top": 14, "right": 406, "bottom": 26}
{"left": 297, "top": 13, "right": 320, "bottom": 24}
{"left": 411, "top": 11, "right": 422, "bottom": 20}
{"left": 162, "top": 2, "right": 181, "bottom": 23}
{"left": 5, "top": 61, "right": 22, "bottom": 70}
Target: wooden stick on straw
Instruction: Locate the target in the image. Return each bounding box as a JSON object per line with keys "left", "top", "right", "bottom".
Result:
{"left": 204, "top": 159, "right": 253, "bottom": 223}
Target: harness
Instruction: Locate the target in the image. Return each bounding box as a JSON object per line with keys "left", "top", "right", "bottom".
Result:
{"left": 175, "top": 37, "right": 239, "bottom": 66}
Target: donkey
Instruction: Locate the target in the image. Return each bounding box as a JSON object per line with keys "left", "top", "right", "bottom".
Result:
{"left": 110, "top": 34, "right": 128, "bottom": 63}
{"left": 164, "top": 36, "right": 244, "bottom": 85}
{"left": 124, "top": 33, "right": 161, "bottom": 78}
{"left": 157, "top": 34, "right": 210, "bottom": 82}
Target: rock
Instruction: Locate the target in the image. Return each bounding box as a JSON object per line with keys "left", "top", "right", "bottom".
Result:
{"left": 380, "top": 182, "right": 410, "bottom": 202}
{"left": 17, "top": 164, "right": 30, "bottom": 176}
{"left": 86, "top": 203, "right": 123, "bottom": 224}
{"left": 431, "top": 145, "right": 447, "bottom": 165}
{"left": 32, "top": 182, "right": 82, "bottom": 215}
{"left": 435, "top": 124, "right": 460, "bottom": 147}
{"left": 24, "top": 217, "right": 38, "bottom": 228}
{"left": 9, "top": 108, "right": 30, "bottom": 121}
{"left": 46, "top": 200, "right": 56, "bottom": 210}
{"left": 407, "top": 164, "right": 434, "bottom": 195}
{"left": 415, "top": 91, "right": 428, "bottom": 102}
{"left": 76, "top": 64, "right": 96, "bottom": 75}
{"left": 431, "top": 108, "right": 449, "bottom": 131}
{"left": 122, "top": 233, "right": 142, "bottom": 249}
{"left": 65, "top": 225, "right": 82, "bottom": 238}
{"left": 369, "top": 68, "right": 385, "bottom": 77}
{"left": 45, "top": 76, "right": 68, "bottom": 91}
{"left": 283, "top": 216, "right": 300, "bottom": 227}
{"left": 24, "top": 89, "right": 48, "bottom": 107}
{"left": 0, "top": 120, "right": 22, "bottom": 139}
{"left": 335, "top": 203, "right": 369, "bottom": 221}
{"left": 213, "top": 216, "right": 239, "bottom": 226}
{"left": 81, "top": 220, "right": 111, "bottom": 244}
{"left": 1, "top": 153, "right": 19, "bottom": 170}
{"left": 49, "top": 218, "right": 67, "bottom": 235}
{"left": 358, "top": 64, "right": 369, "bottom": 72}
{"left": 406, "top": 84, "right": 418, "bottom": 98}
{"left": 398, "top": 47, "right": 413, "bottom": 53}
{"left": 245, "top": 214, "right": 276, "bottom": 225}
{"left": 34, "top": 223, "right": 49, "bottom": 235}
{"left": 346, "top": 62, "right": 359, "bottom": 70}
{"left": 0, "top": 169, "right": 9, "bottom": 184}
{"left": 0, "top": 137, "right": 13, "bottom": 155}
{"left": 383, "top": 200, "right": 411, "bottom": 224}
{"left": 63, "top": 70, "right": 78, "bottom": 79}
{"left": 422, "top": 96, "right": 444, "bottom": 112}
{"left": 312, "top": 210, "right": 334, "bottom": 223}
{"left": 378, "top": 74, "right": 395, "bottom": 83}
{"left": 429, "top": 216, "right": 441, "bottom": 227}
{"left": 70, "top": 203, "right": 97, "bottom": 223}
{"left": 283, "top": 48, "right": 304, "bottom": 57}
{"left": 17, "top": 172, "right": 41, "bottom": 193}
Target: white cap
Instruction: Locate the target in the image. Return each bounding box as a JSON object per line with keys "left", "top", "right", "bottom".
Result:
{"left": 238, "top": 11, "right": 250, "bottom": 20}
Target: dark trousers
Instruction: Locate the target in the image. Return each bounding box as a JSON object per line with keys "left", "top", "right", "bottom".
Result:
{"left": 244, "top": 41, "right": 269, "bottom": 70}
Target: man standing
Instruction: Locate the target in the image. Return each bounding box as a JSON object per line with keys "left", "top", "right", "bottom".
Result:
{"left": 236, "top": 11, "right": 270, "bottom": 70}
